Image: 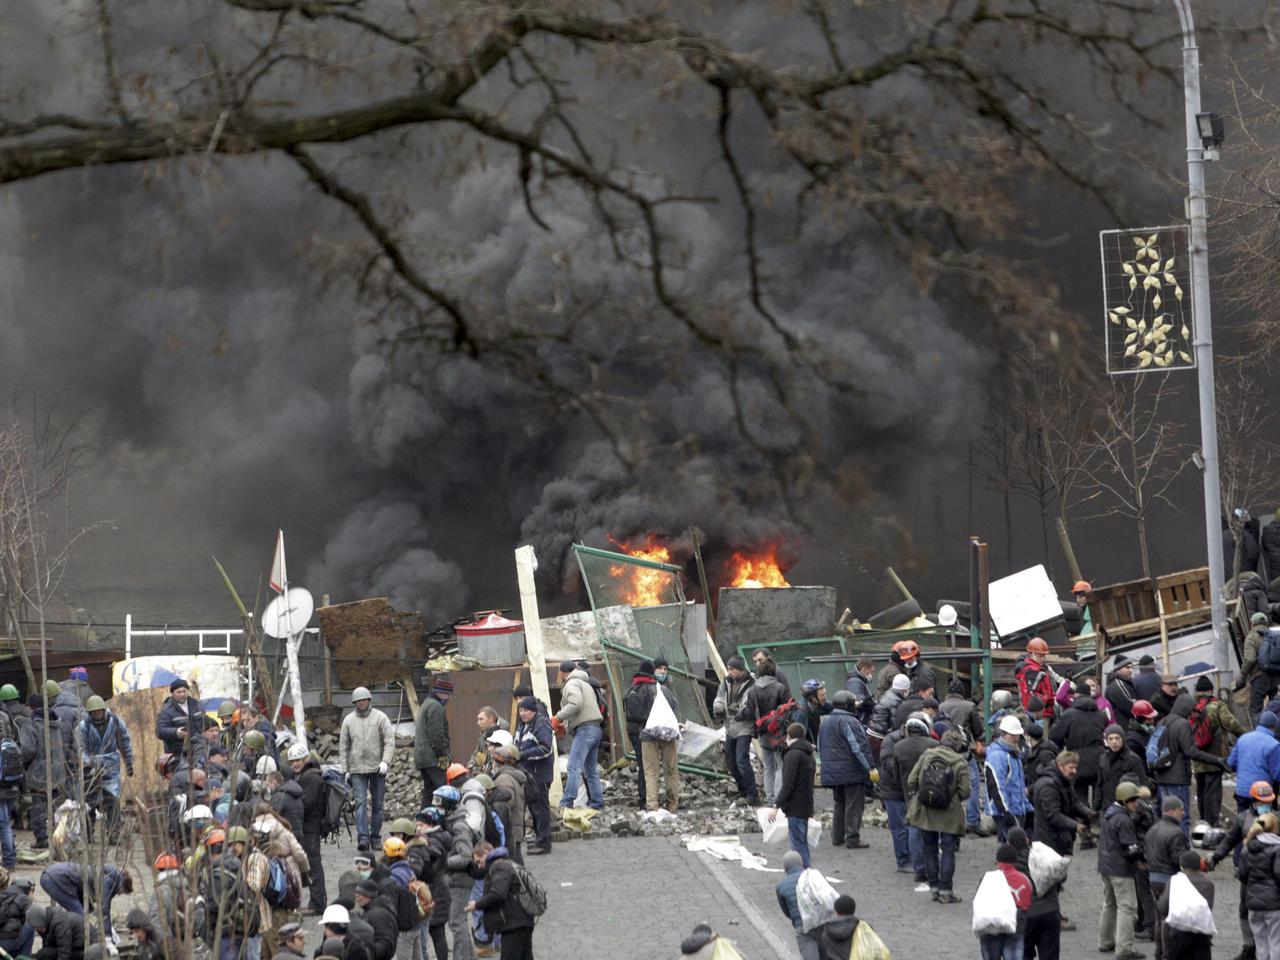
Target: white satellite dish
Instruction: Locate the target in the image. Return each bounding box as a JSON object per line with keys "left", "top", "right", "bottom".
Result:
{"left": 262, "top": 587, "right": 315, "bottom": 639}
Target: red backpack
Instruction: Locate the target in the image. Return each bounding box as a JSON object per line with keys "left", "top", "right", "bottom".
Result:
{"left": 756, "top": 698, "right": 800, "bottom": 750}
{"left": 1188, "top": 696, "right": 1215, "bottom": 750}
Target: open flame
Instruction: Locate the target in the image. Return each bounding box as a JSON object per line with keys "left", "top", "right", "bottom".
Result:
{"left": 608, "top": 535, "right": 673, "bottom": 607}
{"left": 727, "top": 546, "right": 791, "bottom": 589}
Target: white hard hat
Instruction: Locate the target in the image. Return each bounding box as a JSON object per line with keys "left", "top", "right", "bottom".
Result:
{"left": 183, "top": 804, "right": 213, "bottom": 823}
{"left": 937, "top": 604, "right": 958, "bottom": 627}
{"left": 321, "top": 904, "right": 350, "bottom": 926}
{"left": 255, "top": 756, "right": 279, "bottom": 776}
{"left": 286, "top": 743, "right": 309, "bottom": 762}
{"left": 486, "top": 729, "right": 515, "bottom": 748}
{"left": 351, "top": 686, "right": 372, "bottom": 703}
{"left": 998, "top": 716, "right": 1025, "bottom": 736}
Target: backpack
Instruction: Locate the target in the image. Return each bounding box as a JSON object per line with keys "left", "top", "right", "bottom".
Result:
{"left": 590, "top": 681, "right": 611, "bottom": 728}
{"left": 1188, "top": 697, "right": 1216, "bottom": 750}
{"left": 320, "top": 766, "right": 353, "bottom": 839}
{"left": 757, "top": 698, "right": 801, "bottom": 750}
{"left": 263, "top": 858, "right": 288, "bottom": 907}
{"left": 917, "top": 755, "right": 956, "bottom": 809}
{"left": 1260, "top": 629, "right": 1280, "bottom": 674}
{"left": 510, "top": 863, "right": 547, "bottom": 919}
{"left": 383, "top": 878, "right": 421, "bottom": 933}
{"left": 623, "top": 683, "right": 652, "bottom": 726}
{"left": 0, "top": 738, "right": 23, "bottom": 785}
{"left": 1147, "top": 725, "right": 1175, "bottom": 772}
{"left": 202, "top": 862, "right": 260, "bottom": 941}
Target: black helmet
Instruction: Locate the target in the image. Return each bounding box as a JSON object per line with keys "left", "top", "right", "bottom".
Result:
{"left": 831, "top": 690, "right": 857, "bottom": 711}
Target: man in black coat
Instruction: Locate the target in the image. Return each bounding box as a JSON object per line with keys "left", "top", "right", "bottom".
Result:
{"left": 1151, "top": 674, "right": 1181, "bottom": 720}
{"left": 352, "top": 880, "right": 398, "bottom": 960}
{"left": 1133, "top": 656, "right": 1162, "bottom": 703}
{"left": 154, "top": 678, "right": 211, "bottom": 763}
{"left": 288, "top": 744, "right": 327, "bottom": 913}
{"left": 1144, "top": 795, "right": 1190, "bottom": 957}
{"left": 1105, "top": 656, "right": 1139, "bottom": 729}
{"left": 1050, "top": 694, "right": 1108, "bottom": 813}
{"left": 1151, "top": 692, "right": 1228, "bottom": 837}
{"left": 1032, "top": 751, "right": 1092, "bottom": 856}
{"left": 26, "top": 903, "right": 82, "bottom": 960}
{"left": 892, "top": 716, "right": 937, "bottom": 884}
{"left": 893, "top": 678, "right": 936, "bottom": 730}
{"left": 1097, "top": 724, "right": 1149, "bottom": 814}
{"left": 772, "top": 723, "right": 816, "bottom": 868}
{"left": 1097, "top": 782, "right": 1144, "bottom": 957}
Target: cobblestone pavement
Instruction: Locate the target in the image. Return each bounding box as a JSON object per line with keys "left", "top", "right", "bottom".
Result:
{"left": 4, "top": 803, "right": 1248, "bottom": 960}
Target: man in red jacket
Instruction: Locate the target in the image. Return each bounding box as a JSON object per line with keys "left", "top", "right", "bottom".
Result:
{"left": 1016, "top": 639, "right": 1059, "bottom": 724}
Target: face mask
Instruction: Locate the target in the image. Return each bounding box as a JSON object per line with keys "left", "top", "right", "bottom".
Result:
{"left": 1259, "top": 804, "right": 1273, "bottom": 815}
{"left": 656, "top": 673, "right": 668, "bottom": 684}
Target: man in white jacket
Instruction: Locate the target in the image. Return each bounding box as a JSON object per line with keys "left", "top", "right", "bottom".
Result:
{"left": 339, "top": 686, "right": 395, "bottom": 853}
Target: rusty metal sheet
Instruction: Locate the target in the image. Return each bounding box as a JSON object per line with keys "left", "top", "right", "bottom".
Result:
{"left": 318, "top": 598, "right": 427, "bottom": 689}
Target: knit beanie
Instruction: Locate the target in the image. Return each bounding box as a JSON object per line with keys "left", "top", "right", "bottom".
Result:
{"left": 1104, "top": 724, "right": 1124, "bottom": 739}
{"left": 518, "top": 696, "right": 539, "bottom": 712}
{"left": 996, "top": 843, "right": 1017, "bottom": 864}
{"left": 559, "top": 660, "right": 577, "bottom": 675}
{"left": 727, "top": 655, "right": 746, "bottom": 670}
{"left": 170, "top": 678, "right": 189, "bottom": 692}
{"left": 891, "top": 674, "right": 910, "bottom": 693}
{"left": 637, "top": 660, "right": 656, "bottom": 678}
{"left": 1195, "top": 676, "right": 1213, "bottom": 692}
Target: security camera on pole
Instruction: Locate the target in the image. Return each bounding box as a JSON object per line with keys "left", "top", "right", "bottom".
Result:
{"left": 263, "top": 529, "right": 314, "bottom": 751}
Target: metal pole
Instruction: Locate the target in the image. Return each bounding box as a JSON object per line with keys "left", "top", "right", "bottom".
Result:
{"left": 1174, "top": 0, "right": 1229, "bottom": 674}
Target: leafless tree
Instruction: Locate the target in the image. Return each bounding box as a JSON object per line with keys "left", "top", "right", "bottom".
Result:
{"left": 1215, "top": 361, "right": 1280, "bottom": 583}
{"left": 0, "top": 0, "right": 1197, "bottom": 511}
{"left": 1077, "top": 375, "right": 1192, "bottom": 581}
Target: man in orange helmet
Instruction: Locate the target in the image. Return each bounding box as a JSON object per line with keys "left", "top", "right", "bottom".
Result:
{"left": 1073, "top": 580, "right": 1094, "bottom": 636}
{"left": 1016, "top": 639, "right": 1059, "bottom": 724}
{"left": 874, "top": 640, "right": 936, "bottom": 700}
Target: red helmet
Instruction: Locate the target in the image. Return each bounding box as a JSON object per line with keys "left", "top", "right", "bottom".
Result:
{"left": 1252, "top": 781, "right": 1277, "bottom": 803}
{"left": 1131, "top": 700, "right": 1156, "bottom": 719}
{"left": 1072, "top": 580, "right": 1092, "bottom": 594}
{"left": 898, "top": 641, "right": 920, "bottom": 660}
{"left": 446, "top": 763, "right": 469, "bottom": 784}
{"left": 204, "top": 829, "right": 226, "bottom": 848}
{"left": 1026, "top": 638, "right": 1049, "bottom": 657}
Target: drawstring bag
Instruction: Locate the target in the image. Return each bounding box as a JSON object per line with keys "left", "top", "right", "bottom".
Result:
{"left": 971, "top": 869, "right": 1017, "bottom": 937}
{"left": 1165, "top": 872, "right": 1216, "bottom": 935}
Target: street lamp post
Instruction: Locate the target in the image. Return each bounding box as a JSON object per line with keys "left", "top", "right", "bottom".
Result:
{"left": 1173, "top": 0, "right": 1228, "bottom": 674}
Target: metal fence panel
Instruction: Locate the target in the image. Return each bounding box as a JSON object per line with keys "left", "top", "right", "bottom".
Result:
{"left": 737, "top": 627, "right": 968, "bottom": 692}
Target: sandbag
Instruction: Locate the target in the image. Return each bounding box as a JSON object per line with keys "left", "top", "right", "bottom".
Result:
{"left": 1028, "top": 841, "right": 1071, "bottom": 894}
{"left": 850, "top": 922, "right": 892, "bottom": 960}
{"left": 756, "top": 808, "right": 788, "bottom": 845}
{"left": 643, "top": 685, "right": 682, "bottom": 742}
{"left": 971, "top": 869, "right": 1017, "bottom": 937}
{"left": 1165, "top": 872, "right": 1216, "bottom": 935}
{"left": 795, "top": 868, "right": 839, "bottom": 933}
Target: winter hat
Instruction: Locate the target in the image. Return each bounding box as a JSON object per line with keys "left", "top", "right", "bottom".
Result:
{"left": 26, "top": 695, "right": 41, "bottom": 711}
{"left": 125, "top": 908, "right": 151, "bottom": 930}
{"left": 356, "top": 879, "right": 380, "bottom": 898}
{"left": 319, "top": 940, "right": 347, "bottom": 959}
{"left": 69, "top": 666, "right": 88, "bottom": 681}
{"left": 653, "top": 656, "right": 669, "bottom": 669}
{"left": 891, "top": 674, "right": 911, "bottom": 693}
{"left": 680, "top": 924, "right": 717, "bottom": 956}
{"left": 834, "top": 895, "right": 856, "bottom": 916}
{"left": 996, "top": 843, "right": 1017, "bottom": 864}
{"left": 1138, "top": 655, "right": 1156, "bottom": 666}
{"left": 1024, "top": 722, "right": 1044, "bottom": 739}
{"left": 432, "top": 676, "right": 454, "bottom": 697}
{"left": 559, "top": 660, "right": 577, "bottom": 675}
{"left": 911, "top": 677, "right": 933, "bottom": 693}
{"left": 512, "top": 684, "right": 533, "bottom": 698}
{"left": 1195, "top": 676, "right": 1214, "bottom": 692}
{"left": 636, "top": 661, "right": 656, "bottom": 678}
{"left": 25, "top": 905, "right": 48, "bottom": 931}
{"left": 727, "top": 656, "right": 746, "bottom": 670}
{"left": 1261, "top": 713, "right": 1279, "bottom": 730}
{"left": 1007, "top": 827, "right": 1029, "bottom": 849}
{"left": 920, "top": 697, "right": 939, "bottom": 710}
{"left": 518, "top": 697, "right": 539, "bottom": 712}
{"left": 170, "top": 678, "right": 189, "bottom": 692}
{"left": 1104, "top": 724, "right": 1125, "bottom": 739}
{"left": 941, "top": 729, "right": 967, "bottom": 751}
{"left": 1111, "top": 654, "right": 1133, "bottom": 669}
{"left": 1027, "top": 696, "right": 1046, "bottom": 714}
{"left": 782, "top": 851, "right": 803, "bottom": 871}
{"left": 948, "top": 678, "right": 967, "bottom": 695}
{"left": 1162, "top": 795, "right": 1185, "bottom": 813}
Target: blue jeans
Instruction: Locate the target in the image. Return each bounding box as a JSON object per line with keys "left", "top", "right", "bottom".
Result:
{"left": 979, "top": 933, "right": 1023, "bottom": 960}
{"left": 967, "top": 756, "right": 983, "bottom": 828}
{"left": 0, "top": 924, "right": 34, "bottom": 958}
{"left": 244, "top": 935, "right": 262, "bottom": 960}
{"left": 920, "top": 829, "right": 960, "bottom": 892}
{"left": 724, "top": 735, "right": 758, "bottom": 803}
{"left": 350, "top": 772, "right": 386, "bottom": 847}
{"left": 908, "top": 825, "right": 927, "bottom": 880}
{"left": 761, "top": 748, "right": 783, "bottom": 804}
{"left": 39, "top": 872, "right": 83, "bottom": 915}
{"left": 883, "top": 798, "right": 910, "bottom": 868}
{"left": 561, "top": 722, "right": 604, "bottom": 809}
{"left": 787, "top": 815, "right": 811, "bottom": 868}
{"left": 0, "top": 799, "right": 15, "bottom": 869}
{"left": 218, "top": 939, "right": 243, "bottom": 960}
{"left": 1158, "top": 783, "right": 1191, "bottom": 836}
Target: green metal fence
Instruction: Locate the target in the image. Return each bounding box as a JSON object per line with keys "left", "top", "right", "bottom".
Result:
{"left": 572, "top": 543, "right": 726, "bottom": 778}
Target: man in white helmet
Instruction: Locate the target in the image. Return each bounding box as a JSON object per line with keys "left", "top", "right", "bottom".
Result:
{"left": 288, "top": 742, "right": 326, "bottom": 915}
{"left": 339, "top": 686, "right": 394, "bottom": 854}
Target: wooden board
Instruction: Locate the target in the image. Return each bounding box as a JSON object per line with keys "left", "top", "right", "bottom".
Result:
{"left": 113, "top": 686, "right": 172, "bottom": 805}
{"left": 318, "top": 598, "right": 427, "bottom": 689}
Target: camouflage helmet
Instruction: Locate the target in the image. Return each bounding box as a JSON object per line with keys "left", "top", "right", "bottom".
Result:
{"left": 43, "top": 679, "right": 61, "bottom": 698}
{"left": 217, "top": 700, "right": 236, "bottom": 719}
{"left": 388, "top": 818, "right": 416, "bottom": 837}
{"left": 225, "top": 826, "right": 251, "bottom": 845}
{"left": 243, "top": 730, "right": 266, "bottom": 751}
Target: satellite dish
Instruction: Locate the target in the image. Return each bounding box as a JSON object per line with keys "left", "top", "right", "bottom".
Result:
{"left": 262, "top": 587, "right": 315, "bottom": 639}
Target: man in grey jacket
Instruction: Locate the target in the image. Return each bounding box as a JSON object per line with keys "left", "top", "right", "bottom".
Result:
{"left": 713, "top": 656, "right": 758, "bottom": 805}
{"left": 553, "top": 661, "right": 605, "bottom": 810}
{"left": 339, "top": 686, "right": 395, "bottom": 853}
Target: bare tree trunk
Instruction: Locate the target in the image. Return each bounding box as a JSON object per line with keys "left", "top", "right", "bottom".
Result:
{"left": 1003, "top": 486, "right": 1014, "bottom": 575}
{"left": 8, "top": 612, "right": 35, "bottom": 693}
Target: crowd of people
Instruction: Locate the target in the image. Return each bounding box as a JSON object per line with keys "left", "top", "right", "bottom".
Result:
{"left": 0, "top": 669, "right": 556, "bottom": 960}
